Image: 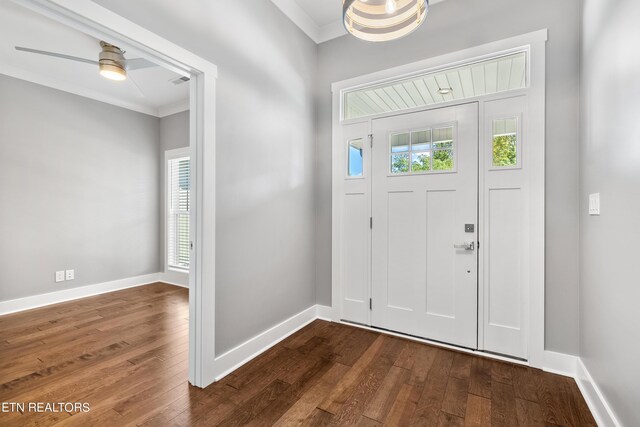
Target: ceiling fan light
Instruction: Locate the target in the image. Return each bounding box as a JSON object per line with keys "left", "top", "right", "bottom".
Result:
{"left": 343, "top": 0, "right": 429, "bottom": 42}
{"left": 99, "top": 41, "right": 127, "bottom": 81}
{"left": 99, "top": 63, "right": 127, "bottom": 81}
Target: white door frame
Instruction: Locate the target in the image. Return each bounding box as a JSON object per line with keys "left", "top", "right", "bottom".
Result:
{"left": 331, "top": 30, "right": 547, "bottom": 368}
{"left": 12, "top": 0, "right": 218, "bottom": 387}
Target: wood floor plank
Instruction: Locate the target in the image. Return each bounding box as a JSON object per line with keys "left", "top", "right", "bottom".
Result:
{"left": 0, "top": 283, "right": 596, "bottom": 426}
{"left": 441, "top": 376, "right": 469, "bottom": 418}
{"left": 512, "top": 365, "right": 541, "bottom": 403}
{"left": 491, "top": 379, "right": 518, "bottom": 426}
{"left": 438, "top": 411, "right": 465, "bottom": 427}
{"left": 273, "top": 363, "right": 350, "bottom": 426}
{"left": 490, "top": 360, "right": 514, "bottom": 385}
{"left": 410, "top": 349, "right": 455, "bottom": 425}
{"left": 468, "top": 357, "right": 492, "bottom": 399}
{"left": 449, "top": 353, "right": 473, "bottom": 381}
{"left": 464, "top": 394, "right": 491, "bottom": 426}
{"left": 316, "top": 335, "right": 385, "bottom": 414}
{"left": 515, "top": 397, "right": 545, "bottom": 427}
{"left": 362, "top": 364, "right": 409, "bottom": 422}
{"left": 305, "top": 407, "right": 335, "bottom": 426}
{"left": 331, "top": 336, "right": 404, "bottom": 425}
{"left": 216, "top": 379, "right": 290, "bottom": 426}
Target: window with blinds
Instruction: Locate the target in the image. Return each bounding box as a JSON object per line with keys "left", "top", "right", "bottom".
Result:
{"left": 168, "top": 155, "right": 190, "bottom": 270}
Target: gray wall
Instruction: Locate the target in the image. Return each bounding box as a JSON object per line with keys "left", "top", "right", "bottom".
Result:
{"left": 160, "top": 110, "right": 189, "bottom": 153}
{"left": 0, "top": 75, "right": 161, "bottom": 301}
{"left": 580, "top": 0, "right": 640, "bottom": 424}
{"left": 316, "top": 0, "right": 582, "bottom": 355}
{"left": 92, "top": 0, "right": 318, "bottom": 355}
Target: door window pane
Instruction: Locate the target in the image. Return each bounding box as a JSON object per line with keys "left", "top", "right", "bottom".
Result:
{"left": 412, "top": 152, "right": 431, "bottom": 171}
{"left": 492, "top": 118, "right": 518, "bottom": 167}
{"left": 433, "top": 127, "right": 453, "bottom": 149}
{"left": 391, "top": 153, "right": 410, "bottom": 173}
{"left": 390, "top": 133, "right": 410, "bottom": 152}
{"left": 433, "top": 149, "right": 454, "bottom": 170}
{"left": 411, "top": 130, "right": 431, "bottom": 151}
{"left": 348, "top": 138, "right": 364, "bottom": 177}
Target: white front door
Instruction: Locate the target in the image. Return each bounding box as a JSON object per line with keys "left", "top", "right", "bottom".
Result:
{"left": 371, "top": 103, "right": 479, "bottom": 349}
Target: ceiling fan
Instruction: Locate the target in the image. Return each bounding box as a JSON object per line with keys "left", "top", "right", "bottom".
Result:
{"left": 15, "top": 41, "right": 158, "bottom": 81}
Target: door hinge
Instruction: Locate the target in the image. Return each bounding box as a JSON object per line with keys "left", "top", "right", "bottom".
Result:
{"left": 190, "top": 241, "right": 194, "bottom": 250}
{"left": 368, "top": 134, "right": 373, "bottom": 148}
{"left": 477, "top": 241, "right": 480, "bottom": 249}
{"left": 370, "top": 217, "right": 373, "bottom": 229}
{"left": 369, "top": 298, "right": 372, "bottom": 310}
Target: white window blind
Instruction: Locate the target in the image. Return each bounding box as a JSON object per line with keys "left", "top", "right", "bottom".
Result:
{"left": 168, "top": 156, "right": 190, "bottom": 270}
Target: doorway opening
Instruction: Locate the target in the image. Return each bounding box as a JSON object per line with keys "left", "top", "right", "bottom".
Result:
{"left": 10, "top": 0, "right": 218, "bottom": 388}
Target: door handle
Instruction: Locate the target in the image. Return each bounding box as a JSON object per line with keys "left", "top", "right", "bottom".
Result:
{"left": 454, "top": 242, "right": 475, "bottom": 251}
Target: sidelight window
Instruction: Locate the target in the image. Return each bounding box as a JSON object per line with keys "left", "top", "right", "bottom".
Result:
{"left": 348, "top": 138, "right": 364, "bottom": 177}
{"left": 492, "top": 117, "right": 519, "bottom": 168}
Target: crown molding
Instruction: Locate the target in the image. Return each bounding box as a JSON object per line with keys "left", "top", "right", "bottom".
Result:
{"left": 271, "top": 0, "right": 448, "bottom": 44}
{"left": 158, "top": 98, "right": 190, "bottom": 118}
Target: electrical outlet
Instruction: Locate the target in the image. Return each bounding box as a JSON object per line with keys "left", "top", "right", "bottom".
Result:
{"left": 65, "top": 269, "right": 75, "bottom": 281}
{"left": 55, "top": 271, "right": 65, "bottom": 283}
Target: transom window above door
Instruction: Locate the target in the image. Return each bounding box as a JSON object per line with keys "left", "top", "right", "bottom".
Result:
{"left": 390, "top": 125, "right": 455, "bottom": 175}
{"left": 343, "top": 51, "right": 527, "bottom": 121}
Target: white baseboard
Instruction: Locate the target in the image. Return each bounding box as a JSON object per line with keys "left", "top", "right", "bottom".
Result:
{"left": 212, "top": 305, "right": 319, "bottom": 381}
{"left": 315, "top": 304, "right": 333, "bottom": 321}
{"left": 158, "top": 270, "right": 189, "bottom": 288}
{"left": 0, "top": 273, "right": 163, "bottom": 316}
{"left": 543, "top": 350, "right": 578, "bottom": 377}
{"left": 576, "top": 358, "right": 621, "bottom": 427}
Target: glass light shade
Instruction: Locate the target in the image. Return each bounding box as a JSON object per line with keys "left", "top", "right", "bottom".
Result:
{"left": 99, "top": 63, "right": 127, "bottom": 81}
{"left": 343, "top": 0, "right": 428, "bottom": 42}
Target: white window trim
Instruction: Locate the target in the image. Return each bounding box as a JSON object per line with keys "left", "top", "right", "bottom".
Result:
{"left": 165, "top": 148, "right": 191, "bottom": 274}
{"left": 16, "top": 0, "right": 218, "bottom": 388}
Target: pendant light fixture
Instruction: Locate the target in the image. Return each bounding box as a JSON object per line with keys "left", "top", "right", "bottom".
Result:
{"left": 343, "top": 0, "right": 429, "bottom": 42}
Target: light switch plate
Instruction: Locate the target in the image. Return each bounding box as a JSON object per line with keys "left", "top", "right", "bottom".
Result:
{"left": 589, "top": 193, "right": 600, "bottom": 215}
{"left": 55, "top": 271, "right": 65, "bottom": 283}
{"left": 65, "top": 269, "right": 75, "bottom": 281}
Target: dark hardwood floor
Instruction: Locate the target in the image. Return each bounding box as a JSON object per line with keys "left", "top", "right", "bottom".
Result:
{"left": 0, "top": 283, "right": 595, "bottom": 426}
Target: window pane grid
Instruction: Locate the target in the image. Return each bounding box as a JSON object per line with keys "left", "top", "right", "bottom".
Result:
{"left": 390, "top": 127, "right": 454, "bottom": 174}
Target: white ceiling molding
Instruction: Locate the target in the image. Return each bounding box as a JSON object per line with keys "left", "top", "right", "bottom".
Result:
{"left": 0, "top": 66, "right": 182, "bottom": 117}
{"left": 271, "top": 0, "right": 448, "bottom": 44}
{"left": 158, "top": 99, "right": 190, "bottom": 118}
{"left": 270, "top": 0, "right": 323, "bottom": 43}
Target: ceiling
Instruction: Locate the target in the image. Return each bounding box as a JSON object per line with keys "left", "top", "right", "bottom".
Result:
{"left": 0, "top": 2, "right": 189, "bottom": 117}
{"left": 271, "top": 0, "right": 447, "bottom": 44}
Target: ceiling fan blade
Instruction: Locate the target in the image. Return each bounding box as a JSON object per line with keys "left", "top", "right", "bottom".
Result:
{"left": 127, "top": 73, "right": 146, "bottom": 99}
{"left": 15, "top": 46, "right": 98, "bottom": 66}
{"left": 125, "top": 58, "right": 158, "bottom": 71}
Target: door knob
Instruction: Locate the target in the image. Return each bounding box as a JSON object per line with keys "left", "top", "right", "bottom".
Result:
{"left": 454, "top": 242, "right": 475, "bottom": 251}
